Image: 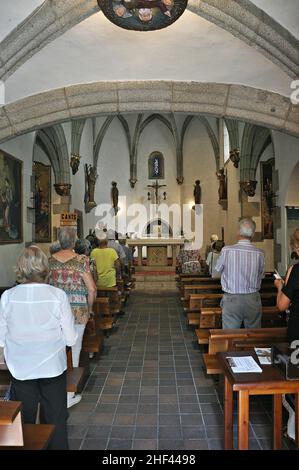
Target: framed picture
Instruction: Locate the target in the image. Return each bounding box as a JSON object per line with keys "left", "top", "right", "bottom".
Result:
{"left": 75, "top": 209, "right": 83, "bottom": 239}
{"left": 33, "top": 161, "right": 52, "bottom": 242}
{"left": 0, "top": 149, "right": 23, "bottom": 244}
{"left": 261, "top": 159, "right": 275, "bottom": 240}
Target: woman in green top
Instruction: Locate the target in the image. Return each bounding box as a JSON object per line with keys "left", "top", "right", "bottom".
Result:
{"left": 91, "top": 233, "right": 121, "bottom": 289}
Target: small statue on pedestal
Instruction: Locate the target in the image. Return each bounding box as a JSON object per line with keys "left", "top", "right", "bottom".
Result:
{"left": 84, "top": 164, "right": 98, "bottom": 213}
{"left": 111, "top": 181, "right": 119, "bottom": 215}
{"left": 216, "top": 168, "right": 227, "bottom": 201}
{"left": 192, "top": 180, "right": 201, "bottom": 210}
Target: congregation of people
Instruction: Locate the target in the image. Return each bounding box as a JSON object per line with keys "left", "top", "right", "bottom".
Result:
{"left": 0, "top": 227, "right": 134, "bottom": 449}
{"left": 1, "top": 219, "right": 299, "bottom": 449}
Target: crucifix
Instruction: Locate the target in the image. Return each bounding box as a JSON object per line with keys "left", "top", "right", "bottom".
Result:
{"left": 147, "top": 180, "right": 167, "bottom": 204}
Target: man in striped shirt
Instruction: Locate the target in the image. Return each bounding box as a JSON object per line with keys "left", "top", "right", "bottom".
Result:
{"left": 215, "top": 218, "right": 265, "bottom": 329}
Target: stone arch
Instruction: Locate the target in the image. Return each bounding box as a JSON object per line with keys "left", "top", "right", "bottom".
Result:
{"left": 93, "top": 115, "right": 131, "bottom": 170}
{"left": 240, "top": 124, "right": 272, "bottom": 182}
{"left": 181, "top": 115, "right": 220, "bottom": 170}
{"left": 34, "top": 124, "right": 70, "bottom": 185}
{"left": 71, "top": 119, "right": 86, "bottom": 157}
{"left": 133, "top": 113, "right": 175, "bottom": 183}
{"left": 1, "top": 0, "right": 298, "bottom": 80}
{"left": 0, "top": 82, "right": 297, "bottom": 145}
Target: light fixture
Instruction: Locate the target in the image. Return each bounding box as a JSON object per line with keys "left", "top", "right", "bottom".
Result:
{"left": 97, "top": 0, "right": 188, "bottom": 32}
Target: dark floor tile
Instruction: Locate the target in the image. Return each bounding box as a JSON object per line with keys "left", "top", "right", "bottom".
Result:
{"left": 132, "top": 439, "right": 158, "bottom": 450}
{"left": 208, "top": 438, "right": 224, "bottom": 450}
{"left": 159, "top": 426, "right": 182, "bottom": 440}
{"left": 113, "top": 413, "right": 136, "bottom": 425}
{"left": 181, "top": 414, "right": 203, "bottom": 426}
{"left": 95, "top": 404, "right": 117, "bottom": 414}
{"left": 251, "top": 424, "right": 273, "bottom": 439}
{"left": 178, "top": 395, "right": 198, "bottom": 404}
{"left": 99, "top": 395, "right": 119, "bottom": 404}
{"left": 179, "top": 403, "right": 200, "bottom": 414}
{"left": 90, "top": 413, "right": 115, "bottom": 425}
{"left": 81, "top": 438, "right": 108, "bottom": 450}
{"left": 182, "top": 426, "right": 206, "bottom": 439}
{"left": 197, "top": 395, "right": 219, "bottom": 404}
{"left": 135, "top": 426, "right": 157, "bottom": 439}
{"left": 67, "top": 425, "right": 88, "bottom": 439}
{"left": 138, "top": 404, "right": 158, "bottom": 414}
{"left": 107, "top": 439, "right": 133, "bottom": 450}
{"left": 159, "top": 414, "right": 181, "bottom": 426}
{"left": 200, "top": 403, "right": 223, "bottom": 414}
{"left": 158, "top": 440, "right": 184, "bottom": 450}
{"left": 202, "top": 413, "right": 223, "bottom": 426}
{"left": 159, "top": 403, "right": 180, "bottom": 414}
{"left": 205, "top": 426, "right": 224, "bottom": 439}
{"left": 111, "top": 426, "right": 135, "bottom": 439}
{"left": 159, "top": 394, "right": 178, "bottom": 404}
{"left": 136, "top": 414, "right": 158, "bottom": 426}
{"left": 183, "top": 439, "right": 209, "bottom": 450}
{"left": 68, "top": 438, "right": 82, "bottom": 450}
{"left": 85, "top": 426, "right": 111, "bottom": 439}
{"left": 117, "top": 403, "right": 138, "bottom": 414}
{"left": 67, "top": 412, "right": 92, "bottom": 425}
{"left": 119, "top": 395, "right": 140, "bottom": 404}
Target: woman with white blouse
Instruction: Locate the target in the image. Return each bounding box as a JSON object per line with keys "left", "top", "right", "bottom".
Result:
{"left": 0, "top": 246, "right": 77, "bottom": 450}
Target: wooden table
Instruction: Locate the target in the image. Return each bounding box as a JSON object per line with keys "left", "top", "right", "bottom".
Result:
{"left": 217, "top": 351, "right": 299, "bottom": 450}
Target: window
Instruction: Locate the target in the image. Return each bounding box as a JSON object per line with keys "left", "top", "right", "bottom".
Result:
{"left": 224, "top": 123, "right": 230, "bottom": 164}
{"left": 148, "top": 151, "right": 164, "bottom": 179}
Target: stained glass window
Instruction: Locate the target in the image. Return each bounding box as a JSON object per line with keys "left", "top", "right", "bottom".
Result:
{"left": 148, "top": 152, "right": 164, "bottom": 179}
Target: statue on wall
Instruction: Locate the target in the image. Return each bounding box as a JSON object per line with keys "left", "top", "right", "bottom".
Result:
{"left": 84, "top": 164, "right": 98, "bottom": 213}
{"left": 111, "top": 181, "right": 119, "bottom": 215}
{"left": 193, "top": 180, "right": 201, "bottom": 205}
{"left": 216, "top": 168, "right": 227, "bottom": 201}
{"left": 70, "top": 153, "right": 81, "bottom": 175}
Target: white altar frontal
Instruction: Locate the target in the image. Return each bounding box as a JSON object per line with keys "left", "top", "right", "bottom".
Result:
{"left": 127, "top": 238, "right": 184, "bottom": 267}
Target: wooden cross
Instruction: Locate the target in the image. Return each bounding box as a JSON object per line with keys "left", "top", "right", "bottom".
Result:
{"left": 147, "top": 180, "right": 167, "bottom": 204}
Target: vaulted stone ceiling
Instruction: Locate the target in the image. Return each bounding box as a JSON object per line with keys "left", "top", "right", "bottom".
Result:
{"left": 0, "top": 0, "right": 298, "bottom": 143}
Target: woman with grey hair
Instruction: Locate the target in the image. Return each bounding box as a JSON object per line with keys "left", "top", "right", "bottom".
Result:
{"left": 0, "top": 245, "right": 77, "bottom": 449}
{"left": 48, "top": 227, "right": 97, "bottom": 408}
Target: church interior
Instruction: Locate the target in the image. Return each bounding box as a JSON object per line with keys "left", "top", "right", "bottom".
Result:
{"left": 0, "top": 0, "right": 299, "bottom": 452}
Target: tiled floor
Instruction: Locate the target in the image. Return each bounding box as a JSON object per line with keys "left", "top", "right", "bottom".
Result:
{"left": 68, "top": 281, "right": 294, "bottom": 450}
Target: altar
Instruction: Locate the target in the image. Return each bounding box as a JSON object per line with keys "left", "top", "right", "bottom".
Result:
{"left": 127, "top": 238, "right": 184, "bottom": 267}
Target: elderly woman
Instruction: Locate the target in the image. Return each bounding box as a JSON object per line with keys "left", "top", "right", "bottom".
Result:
{"left": 74, "top": 238, "right": 97, "bottom": 283}
{"left": 49, "top": 227, "right": 96, "bottom": 408}
{"left": 0, "top": 246, "right": 77, "bottom": 449}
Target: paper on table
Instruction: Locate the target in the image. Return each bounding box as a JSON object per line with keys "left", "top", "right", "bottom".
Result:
{"left": 254, "top": 347, "right": 272, "bottom": 365}
{"left": 227, "top": 356, "right": 263, "bottom": 373}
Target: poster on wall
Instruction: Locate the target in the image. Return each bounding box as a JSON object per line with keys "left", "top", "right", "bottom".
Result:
{"left": 0, "top": 150, "right": 23, "bottom": 244}
{"left": 261, "top": 159, "right": 274, "bottom": 240}
{"left": 33, "top": 161, "right": 51, "bottom": 242}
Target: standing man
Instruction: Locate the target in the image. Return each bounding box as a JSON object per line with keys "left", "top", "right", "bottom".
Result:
{"left": 215, "top": 218, "right": 265, "bottom": 329}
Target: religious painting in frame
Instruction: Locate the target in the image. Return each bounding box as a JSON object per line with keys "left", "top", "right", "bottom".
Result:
{"left": 33, "top": 161, "right": 52, "bottom": 242}
{"left": 0, "top": 149, "right": 23, "bottom": 244}
{"left": 261, "top": 158, "right": 274, "bottom": 240}
{"left": 98, "top": 0, "right": 188, "bottom": 32}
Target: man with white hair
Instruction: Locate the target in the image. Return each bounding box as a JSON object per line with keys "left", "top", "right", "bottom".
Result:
{"left": 107, "top": 229, "right": 126, "bottom": 263}
{"left": 215, "top": 217, "right": 265, "bottom": 328}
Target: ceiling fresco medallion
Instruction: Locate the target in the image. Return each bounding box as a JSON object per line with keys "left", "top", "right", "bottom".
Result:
{"left": 98, "top": 0, "right": 188, "bottom": 31}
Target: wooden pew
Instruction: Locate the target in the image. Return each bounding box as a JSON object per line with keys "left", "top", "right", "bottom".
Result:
{"left": 203, "top": 327, "right": 287, "bottom": 375}
{"left": 189, "top": 291, "right": 276, "bottom": 311}
{"left": 93, "top": 297, "right": 116, "bottom": 335}
{"left": 0, "top": 348, "right": 85, "bottom": 396}
{"left": 0, "top": 401, "right": 55, "bottom": 449}
{"left": 97, "top": 287, "right": 123, "bottom": 315}
{"left": 189, "top": 305, "right": 285, "bottom": 329}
